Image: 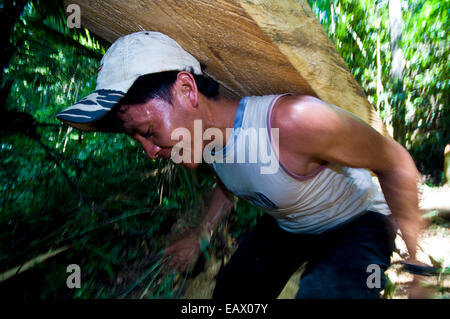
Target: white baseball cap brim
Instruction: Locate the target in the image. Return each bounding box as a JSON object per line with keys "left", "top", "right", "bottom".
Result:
{"left": 56, "top": 89, "right": 125, "bottom": 131}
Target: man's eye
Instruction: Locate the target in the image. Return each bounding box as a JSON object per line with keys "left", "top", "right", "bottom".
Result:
{"left": 144, "top": 130, "right": 152, "bottom": 138}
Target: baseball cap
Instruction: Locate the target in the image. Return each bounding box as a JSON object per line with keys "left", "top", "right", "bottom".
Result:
{"left": 56, "top": 31, "right": 202, "bottom": 131}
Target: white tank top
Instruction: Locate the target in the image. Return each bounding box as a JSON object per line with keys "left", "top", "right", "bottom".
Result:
{"left": 211, "top": 94, "right": 391, "bottom": 234}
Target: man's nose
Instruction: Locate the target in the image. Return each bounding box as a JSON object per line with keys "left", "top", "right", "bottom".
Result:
{"left": 143, "top": 142, "right": 161, "bottom": 160}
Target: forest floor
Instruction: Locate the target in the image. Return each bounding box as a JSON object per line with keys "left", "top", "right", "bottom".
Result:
{"left": 181, "top": 184, "right": 450, "bottom": 299}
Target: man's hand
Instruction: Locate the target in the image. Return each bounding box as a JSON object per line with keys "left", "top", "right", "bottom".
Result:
{"left": 163, "top": 183, "right": 233, "bottom": 274}
{"left": 403, "top": 258, "right": 435, "bottom": 299}
{"left": 408, "top": 275, "right": 434, "bottom": 299}
{"left": 163, "top": 233, "right": 201, "bottom": 273}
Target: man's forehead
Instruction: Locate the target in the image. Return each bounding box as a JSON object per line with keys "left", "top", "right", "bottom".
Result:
{"left": 119, "top": 104, "right": 152, "bottom": 134}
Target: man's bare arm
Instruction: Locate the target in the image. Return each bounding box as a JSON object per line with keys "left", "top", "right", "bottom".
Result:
{"left": 274, "top": 96, "right": 423, "bottom": 262}
{"left": 164, "top": 174, "right": 234, "bottom": 272}
{"left": 196, "top": 179, "right": 235, "bottom": 243}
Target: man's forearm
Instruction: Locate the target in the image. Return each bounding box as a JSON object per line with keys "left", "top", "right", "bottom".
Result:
{"left": 376, "top": 147, "right": 423, "bottom": 260}
{"left": 195, "top": 184, "right": 234, "bottom": 242}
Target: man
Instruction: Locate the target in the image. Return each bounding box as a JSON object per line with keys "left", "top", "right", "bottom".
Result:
{"left": 57, "top": 31, "right": 426, "bottom": 298}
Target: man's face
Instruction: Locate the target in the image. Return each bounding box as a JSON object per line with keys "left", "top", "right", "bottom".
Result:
{"left": 118, "top": 97, "right": 201, "bottom": 169}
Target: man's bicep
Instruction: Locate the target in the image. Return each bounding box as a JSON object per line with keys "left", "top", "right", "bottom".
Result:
{"left": 288, "top": 101, "right": 397, "bottom": 173}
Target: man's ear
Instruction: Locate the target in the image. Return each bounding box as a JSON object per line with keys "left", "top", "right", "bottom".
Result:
{"left": 174, "top": 71, "right": 198, "bottom": 108}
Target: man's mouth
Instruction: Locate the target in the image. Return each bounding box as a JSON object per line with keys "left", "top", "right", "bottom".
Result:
{"left": 160, "top": 148, "right": 172, "bottom": 160}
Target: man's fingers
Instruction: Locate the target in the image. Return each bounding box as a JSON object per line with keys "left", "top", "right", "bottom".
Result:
{"left": 165, "top": 256, "right": 191, "bottom": 273}
{"left": 166, "top": 255, "right": 188, "bottom": 270}
{"left": 161, "top": 245, "right": 194, "bottom": 273}
{"left": 163, "top": 245, "right": 176, "bottom": 255}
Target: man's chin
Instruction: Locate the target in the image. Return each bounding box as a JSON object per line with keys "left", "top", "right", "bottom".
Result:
{"left": 180, "top": 162, "right": 200, "bottom": 170}
{"left": 165, "top": 156, "right": 200, "bottom": 169}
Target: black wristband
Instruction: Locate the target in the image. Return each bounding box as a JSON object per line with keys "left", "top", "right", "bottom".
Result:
{"left": 400, "top": 261, "right": 439, "bottom": 276}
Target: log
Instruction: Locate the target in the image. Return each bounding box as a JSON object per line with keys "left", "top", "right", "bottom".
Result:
{"left": 66, "top": 0, "right": 388, "bottom": 136}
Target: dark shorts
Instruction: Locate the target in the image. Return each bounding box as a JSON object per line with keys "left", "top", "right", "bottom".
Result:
{"left": 212, "top": 211, "right": 397, "bottom": 299}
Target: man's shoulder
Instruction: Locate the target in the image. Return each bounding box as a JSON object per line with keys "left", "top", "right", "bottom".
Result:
{"left": 270, "top": 94, "right": 333, "bottom": 133}
{"left": 270, "top": 94, "right": 332, "bottom": 172}
{"left": 276, "top": 94, "right": 328, "bottom": 110}
{"left": 277, "top": 94, "right": 323, "bottom": 105}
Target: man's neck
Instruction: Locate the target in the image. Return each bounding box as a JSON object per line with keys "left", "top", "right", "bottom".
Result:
{"left": 200, "top": 94, "right": 240, "bottom": 148}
